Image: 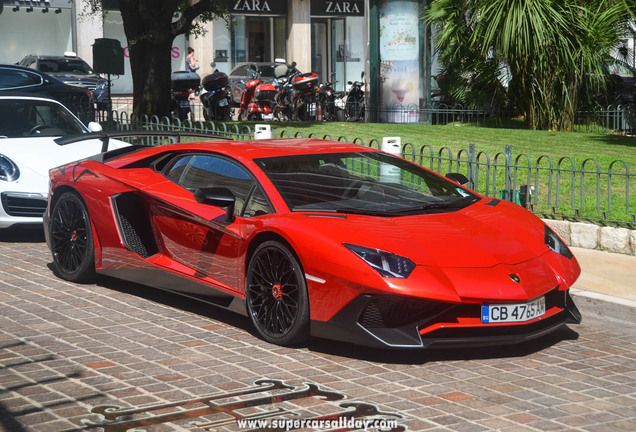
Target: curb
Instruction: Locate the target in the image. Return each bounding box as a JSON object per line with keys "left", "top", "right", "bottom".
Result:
{"left": 544, "top": 219, "right": 636, "bottom": 256}
{"left": 570, "top": 288, "right": 636, "bottom": 326}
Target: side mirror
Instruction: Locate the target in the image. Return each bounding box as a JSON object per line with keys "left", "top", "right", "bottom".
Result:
{"left": 87, "top": 122, "right": 103, "bottom": 132}
{"left": 194, "top": 187, "right": 236, "bottom": 223}
{"left": 445, "top": 172, "right": 469, "bottom": 185}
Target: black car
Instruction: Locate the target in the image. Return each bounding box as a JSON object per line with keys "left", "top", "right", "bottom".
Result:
{"left": 228, "top": 61, "right": 300, "bottom": 105}
{"left": 18, "top": 53, "right": 110, "bottom": 110}
{"left": 0, "top": 64, "right": 93, "bottom": 122}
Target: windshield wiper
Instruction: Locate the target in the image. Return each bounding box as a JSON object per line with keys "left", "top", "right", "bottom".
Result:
{"left": 291, "top": 206, "right": 338, "bottom": 213}
{"left": 334, "top": 208, "right": 388, "bottom": 216}
{"left": 390, "top": 196, "right": 478, "bottom": 214}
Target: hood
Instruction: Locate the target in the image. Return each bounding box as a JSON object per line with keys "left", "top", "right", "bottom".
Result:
{"left": 296, "top": 199, "right": 548, "bottom": 269}
{"left": 50, "top": 73, "right": 102, "bottom": 89}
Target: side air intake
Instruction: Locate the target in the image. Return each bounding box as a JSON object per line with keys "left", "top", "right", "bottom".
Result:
{"left": 112, "top": 192, "right": 158, "bottom": 258}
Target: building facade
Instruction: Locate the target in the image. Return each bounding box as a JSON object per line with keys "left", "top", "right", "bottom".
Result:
{"left": 0, "top": 0, "right": 434, "bottom": 121}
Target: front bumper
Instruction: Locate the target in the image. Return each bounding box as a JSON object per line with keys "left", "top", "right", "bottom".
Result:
{"left": 0, "top": 191, "right": 47, "bottom": 228}
{"left": 310, "top": 289, "right": 581, "bottom": 349}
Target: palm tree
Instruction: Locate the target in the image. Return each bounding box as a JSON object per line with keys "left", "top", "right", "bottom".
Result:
{"left": 425, "top": 0, "right": 635, "bottom": 131}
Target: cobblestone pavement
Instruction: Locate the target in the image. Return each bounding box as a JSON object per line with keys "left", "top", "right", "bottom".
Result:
{"left": 1, "top": 229, "right": 635, "bottom": 432}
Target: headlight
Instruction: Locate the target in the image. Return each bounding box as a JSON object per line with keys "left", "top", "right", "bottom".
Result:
{"left": 96, "top": 81, "right": 108, "bottom": 90}
{"left": 545, "top": 225, "right": 573, "bottom": 259}
{"left": 0, "top": 154, "right": 20, "bottom": 182}
{"left": 344, "top": 243, "right": 415, "bottom": 278}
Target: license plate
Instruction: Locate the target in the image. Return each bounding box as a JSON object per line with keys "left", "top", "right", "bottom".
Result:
{"left": 179, "top": 101, "right": 191, "bottom": 108}
{"left": 261, "top": 113, "right": 274, "bottom": 120}
{"left": 481, "top": 297, "right": 545, "bottom": 323}
{"left": 219, "top": 99, "right": 228, "bottom": 106}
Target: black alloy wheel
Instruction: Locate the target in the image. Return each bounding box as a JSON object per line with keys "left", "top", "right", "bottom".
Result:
{"left": 49, "top": 192, "right": 95, "bottom": 283}
{"left": 245, "top": 241, "right": 309, "bottom": 346}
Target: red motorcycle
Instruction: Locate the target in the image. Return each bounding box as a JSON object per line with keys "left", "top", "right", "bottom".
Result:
{"left": 291, "top": 72, "right": 321, "bottom": 121}
{"left": 237, "top": 79, "right": 277, "bottom": 121}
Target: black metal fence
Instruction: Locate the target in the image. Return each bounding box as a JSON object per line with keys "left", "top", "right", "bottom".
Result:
{"left": 400, "top": 143, "right": 634, "bottom": 227}
{"left": 100, "top": 96, "right": 636, "bottom": 133}
{"left": 103, "top": 112, "right": 634, "bottom": 228}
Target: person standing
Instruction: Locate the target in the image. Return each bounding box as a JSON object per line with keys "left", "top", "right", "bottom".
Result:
{"left": 186, "top": 47, "right": 199, "bottom": 73}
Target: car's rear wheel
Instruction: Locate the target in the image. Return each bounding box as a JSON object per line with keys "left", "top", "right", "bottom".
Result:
{"left": 49, "top": 192, "right": 95, "bottom": 283}
{"left": 245, "top": 241, "right": 309, "bottom": 346}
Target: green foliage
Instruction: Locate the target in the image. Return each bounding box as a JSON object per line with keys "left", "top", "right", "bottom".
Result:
{"left": 424, "top": 0, "right": 636, "bottom": 131}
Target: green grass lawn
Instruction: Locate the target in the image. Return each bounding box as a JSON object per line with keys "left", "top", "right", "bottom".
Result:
{"left": 264, "top": 121, "right": 636, "bottom": 169}
{"left": 241, "top": 120, "right": 636, "bottom": 225}
{"left": 159, "top": 118, "right": 636, "bottom": 225}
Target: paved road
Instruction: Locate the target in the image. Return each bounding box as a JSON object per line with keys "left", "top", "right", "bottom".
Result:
{"left": 0, "top": 229, "right": 635, "bottom": 431}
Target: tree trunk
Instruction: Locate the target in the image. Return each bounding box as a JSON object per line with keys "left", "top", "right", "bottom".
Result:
{"left": 128, "top": 40, "right": 174, "bottom": 119}
{"left": 120, "top": 1, "right": 176, "bottom": 119}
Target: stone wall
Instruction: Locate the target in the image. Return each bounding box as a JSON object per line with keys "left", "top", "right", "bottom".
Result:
{"left": 544, "top": 220, "right": 636, "bottom": 256}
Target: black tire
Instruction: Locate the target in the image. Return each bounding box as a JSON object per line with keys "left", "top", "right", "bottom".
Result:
{"left": 49, "top": 192, "right": 95, "bottom": 283}
{"left": 245, "top": 241, "right": 309, "bottom": 346}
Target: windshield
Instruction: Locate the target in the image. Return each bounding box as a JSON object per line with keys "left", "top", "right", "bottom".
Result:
{"left": 255, "top": 152, "right": 479, "bottom": 216}
{"left": 39, "top": 58, "right": 94, "bottom": 75}
{"left": 0, "top": 99, "right": 86, "bottom": 138}
{"left": 257, "top": 64, "right": 297, "bottom": 78}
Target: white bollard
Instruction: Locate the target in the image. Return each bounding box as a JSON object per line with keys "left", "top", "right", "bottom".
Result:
{"left": 381, "top": 137, "right": 401, "bottom": 183}
{"left": 254, "top": 124, "right": 272, "bottom": 140}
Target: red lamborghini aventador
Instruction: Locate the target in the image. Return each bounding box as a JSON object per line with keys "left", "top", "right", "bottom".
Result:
{"left": 43, "top": 135, "right": 581, "bottom": 349}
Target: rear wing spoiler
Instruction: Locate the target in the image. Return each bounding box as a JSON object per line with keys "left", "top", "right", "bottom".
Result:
{"left": 55, "top": 130, "right": 232, "bottom": 153}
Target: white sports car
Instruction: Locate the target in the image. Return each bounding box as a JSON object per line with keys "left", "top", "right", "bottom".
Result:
{"left": 0, "top": 94, "right": 128, "bottom": 228}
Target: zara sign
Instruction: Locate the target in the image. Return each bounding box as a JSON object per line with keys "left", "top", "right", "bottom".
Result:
{"left": 311, "top": 0, "right": 364, "bottom": 16}
{"left": 230, "top": 0, "right": 288, "bottom": 15}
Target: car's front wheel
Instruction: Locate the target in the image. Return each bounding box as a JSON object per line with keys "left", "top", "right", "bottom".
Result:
{"left": 245, "top": 241, "right": 309, "bottom": 346}
{"left": 49, "top": 192, "right": 95, "bottom": 283}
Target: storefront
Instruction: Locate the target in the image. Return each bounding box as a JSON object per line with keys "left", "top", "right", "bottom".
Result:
{"left": 0, "top": 0, "right": 73, "bottom": 64}
{"left": 310, "top": 0, "right": 365, "bottom": 92}
{"left": 1, "top": 0, "right": 433, "bottom": 123}
{"left": 205, "top": 0, "right": 367, "bottom": 92}
{"left": 206, "top": 1, "right": 288, "bottom": 76}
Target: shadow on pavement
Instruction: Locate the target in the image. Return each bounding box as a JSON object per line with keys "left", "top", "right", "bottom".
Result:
{"left": 0, "top": 225, "right": 45, "bottom": 243}
{"left": 95, "top": 274, "right": 254, "bottom": 334}
{"left": 91, "top": 274, "right": 579, "bottom": 364}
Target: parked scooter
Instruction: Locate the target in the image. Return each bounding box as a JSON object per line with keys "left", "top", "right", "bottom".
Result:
{"left": 170, "top": 71, "right": 201, "bottom": 122}
{"left": 237, "top": 75, "right": 278, "bottom": 121}
{"left": 200, "top": 70, "right": 231, "bottom": 121}
{"left": 317, "top": 73, "right": 345, "bottom": 122}
{"left": 292, "top": 72, "right": 321, "bottom": 121}
{"left": 272, "top": 62, "right": 301, "bottom": 122}
{"left": 344, "top": 72, "right": 365, "bottom": 122}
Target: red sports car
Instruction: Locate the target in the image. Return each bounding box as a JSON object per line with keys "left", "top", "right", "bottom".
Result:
{"left": 43, "top": 135, "right": 581, "bottom": 349}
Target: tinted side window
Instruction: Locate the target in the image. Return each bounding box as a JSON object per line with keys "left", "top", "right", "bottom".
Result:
{"left": 165, "top": 155, "right": 193, "bottom": 183}
{"left": 243, "top": 187, "right": 273, "bottom": 217}
{"left": 165, "top": 154, "right": 272, "bottom": 217}
{"left": 0, "top": 69, "right": 43, "bottom": 89}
